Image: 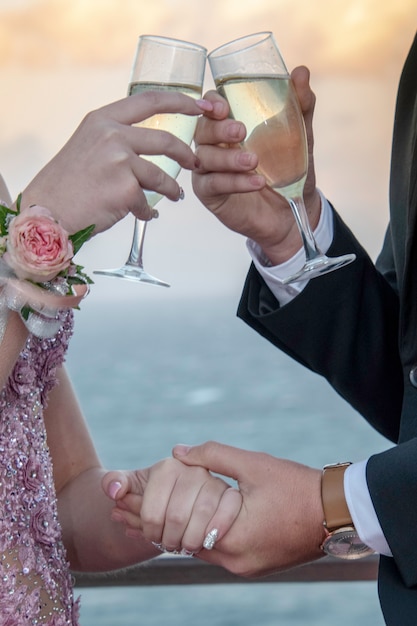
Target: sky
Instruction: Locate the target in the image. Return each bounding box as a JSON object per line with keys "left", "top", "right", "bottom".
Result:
{"left": 0, "top": 0, "right": 415, "bottom": 300}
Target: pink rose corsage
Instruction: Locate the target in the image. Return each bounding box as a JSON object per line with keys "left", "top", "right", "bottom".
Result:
{"left": 0, "top": 195, "right": 94, "bottom": 339}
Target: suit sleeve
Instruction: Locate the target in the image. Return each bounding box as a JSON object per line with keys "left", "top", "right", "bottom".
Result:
{"left": 237, "top": 209, "right": 403, "bottom": 442}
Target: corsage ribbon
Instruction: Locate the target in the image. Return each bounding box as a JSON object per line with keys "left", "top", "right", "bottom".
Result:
{"left": 0, "top": 258, "right": 89, "bottom": 342}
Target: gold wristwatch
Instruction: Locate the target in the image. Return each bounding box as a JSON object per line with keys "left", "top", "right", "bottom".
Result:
{"left": 321, "top": 462, "right": 374, "bottom": 560}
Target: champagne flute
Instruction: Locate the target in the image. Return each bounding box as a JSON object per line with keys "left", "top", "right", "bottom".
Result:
{"left": 94, "top": 35, "right": 207, "bottom": 286}
{"left": 208, "top": 32, "right": 356, "bottom": 284}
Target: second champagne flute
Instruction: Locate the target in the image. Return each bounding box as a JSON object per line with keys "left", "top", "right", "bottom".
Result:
{"left": 208, "top": 32, "right": 356, "bottom": 284}
{"left": 94, "top": 35, "right": 207, "bottom": 286}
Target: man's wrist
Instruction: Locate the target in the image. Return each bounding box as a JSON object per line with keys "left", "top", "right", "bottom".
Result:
{"left": 260, "top": 188, "right": 322, "bottom": 265}
{"left": 320, "top": 462, "right": 374, "bottom": 559}
{"left": 247, "top": 189, "right": 334, "bottom": 307}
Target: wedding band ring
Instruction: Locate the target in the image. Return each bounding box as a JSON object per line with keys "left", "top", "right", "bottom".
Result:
{"left": 180, "top": 549, "right": 195, "bottom": 557}
{"left": 152, "top": 542, "right": 195, "bottom": 557}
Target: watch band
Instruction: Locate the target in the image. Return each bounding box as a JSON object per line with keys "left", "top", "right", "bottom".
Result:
{"left": 321, "top": 462, "right": 353, "bottom": 532}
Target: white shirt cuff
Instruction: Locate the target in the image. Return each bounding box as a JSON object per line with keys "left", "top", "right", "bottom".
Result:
{"left": 344, "top": 460, "right": 392, "bottom": 557}
{"left": 247, "top": 190, "right": 334, "bottom": 307}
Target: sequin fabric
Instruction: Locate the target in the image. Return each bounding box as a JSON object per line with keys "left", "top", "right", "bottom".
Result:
{"left": 0, "top": 310, "right": 81, "bottom": 625}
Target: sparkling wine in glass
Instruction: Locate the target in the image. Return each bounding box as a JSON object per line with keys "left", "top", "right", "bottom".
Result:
{"left": 94, "top": 35, "right": 207, "bottom": 286}
{"left": 208, "top": 32, "right": 356, "bottom": 284}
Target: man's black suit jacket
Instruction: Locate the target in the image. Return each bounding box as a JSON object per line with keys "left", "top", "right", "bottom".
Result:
{"left": 237, "top": 33, "right": 417, "bottom": 625}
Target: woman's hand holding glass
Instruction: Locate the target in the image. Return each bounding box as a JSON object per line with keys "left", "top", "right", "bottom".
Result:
{"left": 20, "top": 91, "right": 209, "bottom": 238}
{"left": 102, "top": 458, "right": 242, "bottom": 555}
{"left": 94, "top": 35, "right": 208, "bottom": 287}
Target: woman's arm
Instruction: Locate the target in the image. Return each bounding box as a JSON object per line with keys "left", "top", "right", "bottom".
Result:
{"left": 1, "top": 91, "right": 208, "bottom": 386}
{"left": 45, "top": 366, "right": 158, "bottom": 572}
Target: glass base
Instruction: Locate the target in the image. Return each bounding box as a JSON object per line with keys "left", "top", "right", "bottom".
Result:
{"left": 282, "top": 253, "right": 356, "bottom": 285}
{"left": 93, "top": 265, "right": 170, "bottom": 287}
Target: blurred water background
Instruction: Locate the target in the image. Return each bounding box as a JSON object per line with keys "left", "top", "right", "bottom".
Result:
{"left": 65, "top": 291, "right": 389, "bottom": 626}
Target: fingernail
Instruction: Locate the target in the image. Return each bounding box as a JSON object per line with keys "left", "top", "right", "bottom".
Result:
{"left": 126, "top": 528, "right": 141, "bottom": 539}
{"left": 196, "top": 99, "right": 214, "bottom": 112}
{"left": 174, "top": 444, "right": 191, "bottom": 457}
{"left": 249, "top": 174, "right": 265, "bottom": 188}
{"left": 178, "top": 187, "right": 185, "bottom": 201}
{"left": 239, "top": 152, "right": 256, "bottom": 167}
{"left": 151, "top": 208, "right": 159, "bottom": 219}
{"left": 108, "top": 481, "right": 122, "bottom": 500}
{"left": 203, "top": 528, "right": 218, "bottom": 550}
{"left": 229, "top": 122, "right": 244, "bottom": 141}
{"left": 213, "top": 101, "right": 227, "bottom": 117}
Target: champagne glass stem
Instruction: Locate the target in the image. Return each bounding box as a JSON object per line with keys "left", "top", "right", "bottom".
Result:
{"left": 288, "top": 196, "right": 322, "bottom": 262}
{"left": 282, "top": 194, "right": 356, "bottom": 284}
{"left": 94, "top": 217, "right": 169, "bottom": 286}
{"left": 125, "top": 218, "right": 147, "bottom": 269}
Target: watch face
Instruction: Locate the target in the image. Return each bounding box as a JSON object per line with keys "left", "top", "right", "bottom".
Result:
{"left": 323, "top": 527, "right": 374, "bottom": 560}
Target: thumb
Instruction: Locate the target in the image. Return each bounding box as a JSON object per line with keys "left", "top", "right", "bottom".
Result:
{"left": 101, "top": 469, "right": 146, "bottom": 501}
{"left": 291, "top": 66, "right": 314, "bottom": 111}
{"left": 291, "top": 65, "right": 316, "bottom": 140}
{"left": 172, "top": 441, "right": 245, "bottom": 481}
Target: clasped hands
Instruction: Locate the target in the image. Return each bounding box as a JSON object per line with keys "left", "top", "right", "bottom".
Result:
{"left": 102, "top": 442, "right": 326, "bottom": 578}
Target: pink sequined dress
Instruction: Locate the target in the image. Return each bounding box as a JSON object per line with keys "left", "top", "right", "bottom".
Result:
{"left": 0, "top": 310, "right": 81, "bottom": 625}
